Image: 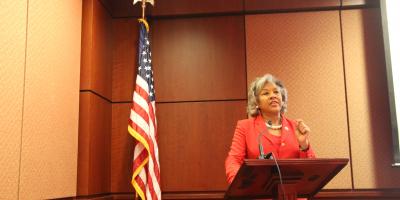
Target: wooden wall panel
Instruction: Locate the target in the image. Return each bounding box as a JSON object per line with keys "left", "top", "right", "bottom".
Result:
{"left": 101, "top": 0, "right": 380, "bottom": 18}
{"left": 110, "top": 101, "right": 248, "bottom": 193}
{"left": 112, "top": 19, "right": 138, "bottom": 102}
{"left": 157, "top": 101, "right": 247, "bottom": 191}
{"left": 99, "top": 0, "right": 142, "bottom": 18}
{"left": 150, "top": 0, "right": 242, "bottom": 16}
{"left": 245, "top": 0, "right": 340, "bottom": 12}
{"left": 342, "top": 9, "right": 400, "bottom": 189}
{"left": 245, "top": 11, "right": 351, "bottom": 189}
{"left": 102, "top": 0, "right": 242, "bottom": 18}
{"left": 78, "top": 93, "right": 91, "bottom": 195}
{"left": 78, "top": 0, "right": 113, "bottom": 196}
{"left": 81, "top": 0, "right": 112, "bottom": 99}
{"left": 19, "top": 0, "right": 82, "bottom": 199}
{"left": 342, "top": 0, "right": 380, "bottom": 8}
{"left": 245, "top": 0, "right": 379, "bottom": 12}
{"left": 81, "top": 0, "right": 94, "bottom": 93}
{"left": 78, "top": 92, "right": 111, "bottom": 195}
{"left": 111, "top": 103, "right": 134, "bottom": 192}
{"left": 0, "top": 1, "right": 27, "bottom": 199}
{"left": 152, "top": 16, "right": 246, "bottom": 102}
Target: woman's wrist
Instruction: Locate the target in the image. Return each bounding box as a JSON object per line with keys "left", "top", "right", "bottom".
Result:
{"left": 299, "top": 140, "right": 309, "bottom": 151}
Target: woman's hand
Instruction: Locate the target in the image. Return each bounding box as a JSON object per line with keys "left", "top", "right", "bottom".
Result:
{"left": 295, "top": 119, "right": 310, "bottom": 150}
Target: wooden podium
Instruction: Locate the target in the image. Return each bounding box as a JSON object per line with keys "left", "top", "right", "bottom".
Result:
{"left": 225, "top": 158, "right": 348, "bottom": 200}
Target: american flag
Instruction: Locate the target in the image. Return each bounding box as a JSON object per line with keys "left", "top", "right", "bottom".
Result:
{"left": 128, "top": 20, "right": 161, "bottom": 200}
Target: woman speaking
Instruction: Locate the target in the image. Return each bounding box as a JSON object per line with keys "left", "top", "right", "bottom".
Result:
{"left": 225, "top": 74, "right": 316, "bottom": 184}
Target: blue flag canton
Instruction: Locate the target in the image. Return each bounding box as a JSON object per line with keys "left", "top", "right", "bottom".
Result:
{"left": 137, "top": 23, "right": 155, "bottom": 102}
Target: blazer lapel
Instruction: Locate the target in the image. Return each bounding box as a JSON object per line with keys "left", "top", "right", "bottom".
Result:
{"left": 280, "top": 115, "right": 292, "bottom": 142}
{"left": 254, "top": 115, "right": 274, "bottom": 144}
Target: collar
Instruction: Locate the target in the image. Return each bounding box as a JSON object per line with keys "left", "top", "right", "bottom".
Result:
{"left": 254, "top": 114, "right": 291, "bottom": 143}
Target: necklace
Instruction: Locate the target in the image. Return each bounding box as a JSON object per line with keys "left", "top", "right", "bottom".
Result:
{"left": 266, "top": 122, "right": 282, "bottom": 130}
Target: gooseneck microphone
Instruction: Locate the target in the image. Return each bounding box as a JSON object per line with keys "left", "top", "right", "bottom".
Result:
{"left": 257, "top": 120, "right": 286, "bottom": 199}
{"left": 257, "top": 128, "right": 268, "bottom": 159}
{"left": 257, "top": 120, "right": 274, "bottom": 160}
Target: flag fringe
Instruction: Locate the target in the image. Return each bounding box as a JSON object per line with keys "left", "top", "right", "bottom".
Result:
{"left": 129, "top": 125, "right": 151, "bottom": 200}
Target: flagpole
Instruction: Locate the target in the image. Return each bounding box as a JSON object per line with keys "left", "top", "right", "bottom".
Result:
{"left": 133, "top": 0, "right": 155, "bottom": 32}
{"left": 131, "top": 1, "right": 158, "bottom": 200}
{"left": 132, "top": 0, "right": 155, "bottom": 20}
{"left": 141, "top": 0, "right": 145, "bottom": 20}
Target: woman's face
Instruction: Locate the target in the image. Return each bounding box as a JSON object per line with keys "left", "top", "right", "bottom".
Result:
{"left": 257, "top": 82, "right": 283, "bottom": 115}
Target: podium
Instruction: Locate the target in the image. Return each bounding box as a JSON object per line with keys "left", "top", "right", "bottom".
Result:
{"left": 225, "top": 158, "right": 349, "bottom": 200}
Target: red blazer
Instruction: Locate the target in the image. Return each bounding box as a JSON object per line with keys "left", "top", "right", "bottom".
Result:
{"left": 225, "top": 114, "right": 316, "bottom": 183}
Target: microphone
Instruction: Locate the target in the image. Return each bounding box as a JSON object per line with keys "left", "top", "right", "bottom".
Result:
{"left": 258, "top": 120, "right": 286, "bottom": 199}
{"left": 257, "top": 120, "right": 274, "bottom": 160}
{"left": 270, "top": 152, "right": 286, "bottom": 200}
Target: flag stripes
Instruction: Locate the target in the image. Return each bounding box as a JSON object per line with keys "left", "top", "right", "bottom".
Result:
{"left": 129, "top": 19, "right": 161, "bottom": 200}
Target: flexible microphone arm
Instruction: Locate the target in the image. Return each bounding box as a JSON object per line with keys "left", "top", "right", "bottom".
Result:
{"left": 270, "top": 152, "right": 286, "bottom": 200}
{"left": 258, "top": 137, "right": 265, "bottom": 159}
{"left": 257, "top": 121, "right": 286, "bottom": 199}
{"left": 258, "top": 120, "right": 273, "bottom": 159}
{"left": 257, "top": 128, "right": 268, "bottom": 159}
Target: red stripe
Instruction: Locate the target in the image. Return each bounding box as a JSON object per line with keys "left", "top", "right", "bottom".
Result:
{"left": 135, "top": 84, "right": 150, "bottom": 102}
{"left": 132, "top": 101, "right": 149, "bottom": 124}
{"left": 147, "top": 103, "right": 160, "bottom": 181}
{"left": 148, "top": 102, "right": 158, "bottom": 140}
{"left": 131, "top": 75, "right": 161, "bottom": 199}
{"left": 145, "top": 157, "right": 161, "bottom": 197}
{"left": 131, "top": 83, "right": 150, "bottom": 119}
{"left": 130, "top": 107, "right": 161, "bottom": 195}
{"left": 129, "top": 120, "right": 152, "bottom": 144}
{"left": 133, "top": 126, "right": 160, "bottom": 187}
{"left": 131, "top": 116, "right": 160, "bottom": 185}
{"left": 135, "top": 174, "right": 146, "bottom": 198}
{"left": 132, "top": 147, "right": 147, "bottom": 170}
{"left": 145, "top": 165, "right": 158, "bottom": 200}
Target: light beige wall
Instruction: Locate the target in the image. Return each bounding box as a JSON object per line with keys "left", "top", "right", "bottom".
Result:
{"left": 245, "top": 11, "right": 352, "bottom": 189}
{"left": 0, "top": 1, "right": 27, "bottom": 199}
{"left": 0, "top": 0, "right": 82, "bottom": 199}
{"left": 342, "top": 8, "right": 400, "bottom": 189}
{"left": 246, "top": 8, "right": 400, "bottom": 190}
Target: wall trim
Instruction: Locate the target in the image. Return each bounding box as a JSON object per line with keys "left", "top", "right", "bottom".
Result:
{"left": 106, "top": 0, "right": 380, "bottom": 19}
{"left": 314, "top": 189, "right": 400, "bottom": 199}
{"left": 56, "top": 189, "right": 400, "bottom": 199}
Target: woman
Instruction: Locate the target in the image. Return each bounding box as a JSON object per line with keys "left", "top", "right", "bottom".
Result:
{"left": 225, "top": 74, "right": 316, "bottom": 184}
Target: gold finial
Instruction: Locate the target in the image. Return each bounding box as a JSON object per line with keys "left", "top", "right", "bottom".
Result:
{"left": 133, "top": 0, "right": 155, "bottom": 20}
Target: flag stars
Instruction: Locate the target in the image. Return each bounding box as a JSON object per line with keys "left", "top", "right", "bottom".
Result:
{"left": 145, "top": 66, "right": 151, "bottom": 71}
{"left": 146, "top": 74, "right": 150, "bottom": 78}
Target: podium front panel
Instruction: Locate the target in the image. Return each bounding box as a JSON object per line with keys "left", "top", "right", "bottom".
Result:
{"left": 225, "top": 158, "right": 348, "bottom": 199}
